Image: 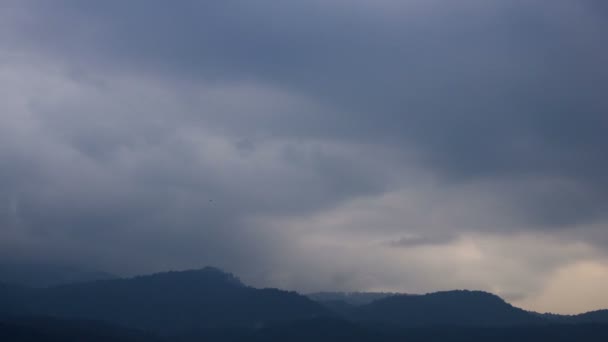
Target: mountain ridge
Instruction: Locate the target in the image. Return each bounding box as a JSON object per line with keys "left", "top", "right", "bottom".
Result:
{"left": 5, "top": 267, "right": 329, "bottom": 333}
{"left": 350, "top": 290, "right": 544, "bottom": 327}
{"left": 2, "top": 266, "right": 608, "bottom": 337}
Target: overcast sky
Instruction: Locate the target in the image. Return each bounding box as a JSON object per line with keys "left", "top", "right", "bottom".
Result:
{"left": 2, "top": 0, "right": 608, "bottom": 314}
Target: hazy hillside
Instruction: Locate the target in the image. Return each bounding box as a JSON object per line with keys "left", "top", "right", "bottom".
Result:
{"left": 308, "top": 292, "right": 398, "bottom": 306}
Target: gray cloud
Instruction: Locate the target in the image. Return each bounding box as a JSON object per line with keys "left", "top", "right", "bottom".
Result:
{"left": 1, "top": 0, "right": 608, "bottom": 313}
{"left": 8, "top": 0, "right": 608, "bottom": 228}
{"left": 387, "top": 235, "right": 456, "bottom": 248}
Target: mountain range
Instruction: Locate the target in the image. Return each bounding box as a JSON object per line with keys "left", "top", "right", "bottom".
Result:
{"left": 1, "top": 267, "right": 607, "bottom": 341}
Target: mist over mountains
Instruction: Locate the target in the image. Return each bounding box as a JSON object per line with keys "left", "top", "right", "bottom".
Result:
{"left": 2, "top": 266, "right": 608, "bottom": 341}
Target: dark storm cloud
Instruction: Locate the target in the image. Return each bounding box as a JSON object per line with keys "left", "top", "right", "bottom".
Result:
{"left": 8, "top": 0, "right": 608, "bottom": 228}
{"left": 0, "top": 55, "right": 395, "bottom": 278}
{"left": 2, "top": 0, "right": 608, "bottom": 303}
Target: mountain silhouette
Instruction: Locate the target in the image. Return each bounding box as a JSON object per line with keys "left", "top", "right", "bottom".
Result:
{"left": 350, "top": 290, "right": 544, "bottom": 327}
{"left": 574, "top": 310, "right": 608, "bottom": 323}
{"left": 2, "top": 266, "right": 608, "bottom": 341}
{"left": 5, "top": 267, "right": 329, "bottom": 333}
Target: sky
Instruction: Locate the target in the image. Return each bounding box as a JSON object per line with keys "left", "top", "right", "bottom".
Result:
{"left": 1, "top": 0, "right": 608, "bottom": 314}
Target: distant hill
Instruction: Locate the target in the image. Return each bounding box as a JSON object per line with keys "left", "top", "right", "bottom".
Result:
{"left": 350, "top": 290, "right": 544, "bottom": 327}
{"left": 534, "top": 309, "right": 608, "bottom": 325}
{"left": 307, "top": 292, "right": 399, "bottom": 317}
{"left": 3, "top": 267, "right": 330, "bottom": 333}
{"left": 308, "top": 292, "right": 398, "bottom": 306}
{"left": 0, "top": 262, "right": 115, "bottom": 288}
{"left": 574, "top": 310, "right": 608, "bottom": 323}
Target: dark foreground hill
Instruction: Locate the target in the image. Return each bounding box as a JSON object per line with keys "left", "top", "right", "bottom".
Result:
{"left": 244, "top": 319, "right": 608, "bottom": 342}
{"left": 3, "top": 316, "right": 608, "bottom": 342}
{"left": 0, "top": 316, "right": 161, "bottom": 342}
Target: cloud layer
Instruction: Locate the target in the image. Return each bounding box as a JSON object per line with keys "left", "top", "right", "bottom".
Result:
{"left": 2, "top": 0, "right": 608, "bottom": 313}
